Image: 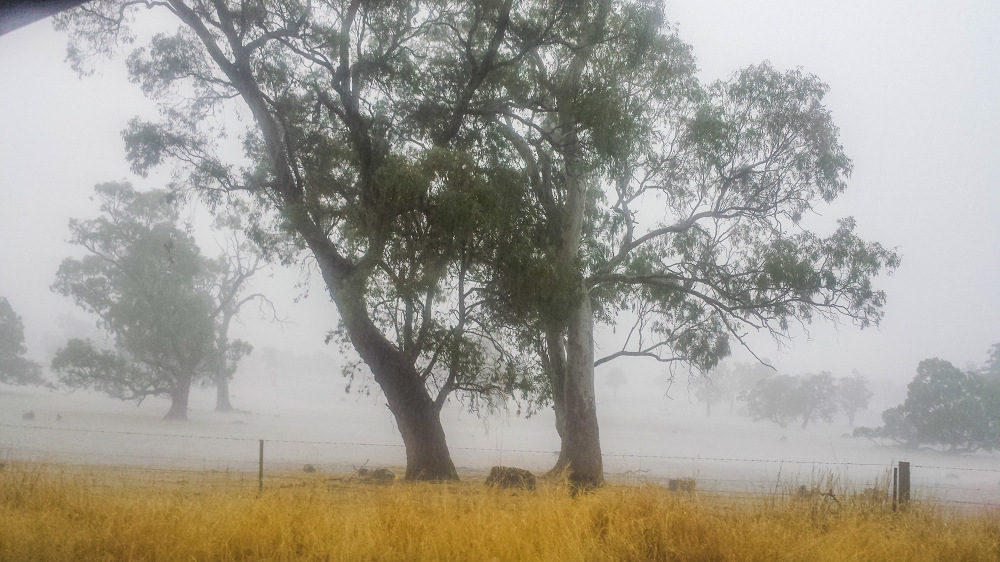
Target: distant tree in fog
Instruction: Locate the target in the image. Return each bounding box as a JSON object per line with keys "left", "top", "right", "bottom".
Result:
{"left": 604, "top": 368, "right": 628, "bottom": 401}
{"left": 51, "top": 183, "right": 221, "bottom": 420}
{"left": 836, "top": 371, "right": 873, "bottom": 426}
{"left": 740, "top": 375, "right": 803, "bottom": 428}
{"left": 0, "top": 297, "right": 47, "bottom": 387}
{"left": 728, "top": 362, "right": 773, "bottom": 414}
{"left": 691, "top": 362, "right": 735, "bottom": 417}
{"left": 740, "top": 371, "right": 839, "bottom": 429}
{"left": 798, "top": 372, "right": 838, "bottom": 429}
{"left": 203, "top": 210, "right": 276, "bottom": 412}
{"left": 855, "top": 358, "right": 1000, "bottom": 453}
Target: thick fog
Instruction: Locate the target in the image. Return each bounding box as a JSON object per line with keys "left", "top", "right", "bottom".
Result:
{"left": 1, "top": 1, "right": 999, "bottom": 504}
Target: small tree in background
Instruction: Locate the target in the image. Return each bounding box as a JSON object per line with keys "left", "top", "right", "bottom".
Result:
{"left": 836, "top": 371, "right": 874, "bottom": 426}
{"left": 740, "top": 375, "right": 803, "bottom": 428}
{"left": 604, "top": 368, "right": 628, "bottom": 401}
{"left": 51, "top": 182, "right": 221, "bottom": 419}
{"left": 203, "top": 211, "right": 276, "bottom": 412}
{"left": 855, "top": 358, "right": 1000, "bottom": 453}
{"left": 0, "top": 296, "right": 47, "bottom": 387}
{"left": 728, "top": 361, "right": 773, "bottom": 414}
{"left": 691, "top": 362, "right": 735, "bottom": 417}
{"left": 798, "top": 372, "right": 838, "bottom": 429}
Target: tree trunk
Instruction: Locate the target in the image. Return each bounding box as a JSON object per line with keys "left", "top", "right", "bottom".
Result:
{"left": 215, "top": 314, "right": 235, "bottom": 412}
{"left": 215, "top": 374, "right": 234, "bottom": 412}
{"left": 164, "top": 373, "right": 192, "bottom": 420}
{"left": 551, "top": 290, "right": 603, "bottom": 489}
{"left": 545, "top": 328, "right": 571, "bottom": 477}
{"left": 339, "top": 294, "right": 457, "bottom": 480}
{"left": 847, "top": 410, "right": 856, "bottom": 426}
{"left": 541, "top": 0, "right": 610, "bottom": 490}
{"left": 311, "top": 249, "right": 458, "bottom": 481}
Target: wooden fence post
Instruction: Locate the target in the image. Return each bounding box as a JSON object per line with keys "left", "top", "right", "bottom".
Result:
{"left": 259, "top": 439, "right": 264, "bottom": 494}
{"left": 898, "top": 461, "right": 910, "bottom": 507}
{"left": 892, "top": 466, "right": 898, "bottom": 511}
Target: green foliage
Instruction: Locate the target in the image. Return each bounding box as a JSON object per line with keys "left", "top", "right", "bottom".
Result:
{"left": 50, "top": 182, "right": 220, "bottom": 406}
{"left": 0, "top": 297, "right": 46, "bottom": 386}
{"left": 739, "top": 371, "right": 839, "bottom": 429}
{"left": 54, "top": 0, "right": 899, "bottom": 421}
{"left": 836, "top": 372, "right": 873, "bottom": 426}
{"left": 798, "top": 372, "right": 838, "bottom": 429}
{"left": 740, "top": 374, "right": 803, "bottom": 428}
{"left": 51, "top": 338, "right": 162, "bottom": 401}
{"left": 856, "top": 358, "right": 1000, "bottom": 453}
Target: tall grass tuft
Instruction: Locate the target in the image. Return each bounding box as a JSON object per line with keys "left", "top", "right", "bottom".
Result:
{"left": 1, "top": 460, "right": 997, "bottom": 561}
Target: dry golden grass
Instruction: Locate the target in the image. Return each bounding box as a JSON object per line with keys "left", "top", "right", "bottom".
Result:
{"left": 1, "top": 460, "right": 997, "bottom": 561}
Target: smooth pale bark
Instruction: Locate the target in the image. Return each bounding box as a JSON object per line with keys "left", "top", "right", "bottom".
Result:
{"left": 558, "top": 288, "right": 603, "bottom": 488}
{"left": 214, "top": 315, "right": 235, "bottom": 412}
{"left": 541, "top": 0, "right": 609, "bottom": 489}
{"left": 164, "top": 373, "right": 193, "bottom": 420}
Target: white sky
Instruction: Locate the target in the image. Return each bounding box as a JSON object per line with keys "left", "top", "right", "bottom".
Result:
{"left": 0, "top": 0, "right": 998, "bottom": 392}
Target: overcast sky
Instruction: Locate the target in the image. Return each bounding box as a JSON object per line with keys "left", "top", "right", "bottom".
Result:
{"left": 1, "top": 0, "right": 997, "bottom": 390}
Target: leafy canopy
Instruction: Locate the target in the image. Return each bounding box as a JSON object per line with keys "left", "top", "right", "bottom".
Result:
{"left": 0, "top": 297, "right": 46, "bottom": 387}
{"left": 51, "top": 182, "right": 220, "bottom": 402}
{"left": 856, "top": 358, "right": 1000, "bottom": 453}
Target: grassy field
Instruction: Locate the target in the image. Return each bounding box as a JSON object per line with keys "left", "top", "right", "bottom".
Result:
{"left": 1, "top": 461, "right": 997, "bottom": 561}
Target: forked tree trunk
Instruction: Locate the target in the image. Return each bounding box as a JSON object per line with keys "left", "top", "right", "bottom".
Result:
{"left": 164, "top": 373, "right": 193, "bottom": 420}
{"left": 545, "top": 328, "right": 570, "bottom": 477}
{"left": 312, "top": 250, "right": 458, "bottom": 481}
{"left": 215, "top": 375, "right": 234, "bottom": 412}
{"left": 347, "top": 314, "right": 457, "bottom": 480}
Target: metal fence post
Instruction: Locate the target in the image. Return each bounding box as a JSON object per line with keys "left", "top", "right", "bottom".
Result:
{"left": 259, "top": 439, "right": 264, "bottom": 494}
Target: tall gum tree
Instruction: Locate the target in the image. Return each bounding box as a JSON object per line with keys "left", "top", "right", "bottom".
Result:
{"left": 489, "top": 2, "right": 899, "bottom": 486}
{"left": 56, "top": 0, "right": 567, "bottom": 479}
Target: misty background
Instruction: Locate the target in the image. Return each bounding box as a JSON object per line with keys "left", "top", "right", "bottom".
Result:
{"left": 1, "top": 1, "right": 998, "bottom": 493}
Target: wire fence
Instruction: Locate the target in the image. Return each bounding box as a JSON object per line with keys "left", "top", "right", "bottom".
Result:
{"left": 2, "top": 422, "right": 999, "bottom": 511}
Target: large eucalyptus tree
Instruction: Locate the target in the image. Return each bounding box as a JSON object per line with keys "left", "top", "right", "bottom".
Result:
{"left": 484, "top": 2, "right": 899, "bottom": 486}
{"left": 56, "top": 0, "right": 564, "bottom": 479}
